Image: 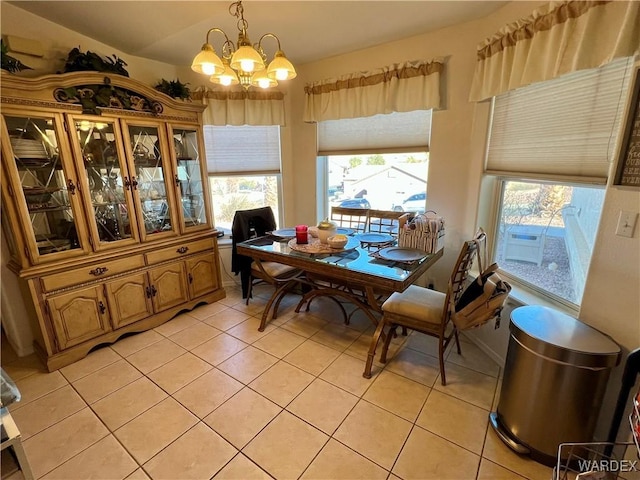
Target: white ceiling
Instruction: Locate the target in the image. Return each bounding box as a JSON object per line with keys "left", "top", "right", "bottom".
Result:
{"left": 8, "top": 1, "right": 508, "bottom": 68}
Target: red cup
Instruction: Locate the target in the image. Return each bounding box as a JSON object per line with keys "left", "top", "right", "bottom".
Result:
{"left": 295, "top": 225, "right": 308, "bottom": 244}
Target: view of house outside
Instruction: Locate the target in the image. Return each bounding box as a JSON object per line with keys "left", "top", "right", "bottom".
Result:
{"left": 495, "top": 180, "right": 605, "bottom": 305}
{"left": 327, "top": 152, "right": 429, "bottom": 212}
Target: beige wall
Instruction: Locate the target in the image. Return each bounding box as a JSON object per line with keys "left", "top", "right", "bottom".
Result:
{"left": 0, "top": 2, "right": 179, "bottom": 83}
{"left": 2, "top": 0, "right": 638, "bottom": 439}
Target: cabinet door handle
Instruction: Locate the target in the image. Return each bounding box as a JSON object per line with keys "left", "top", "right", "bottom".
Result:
{"left": 124, "top": 177, "right": 131, "bottom": 190}
{"left": 176, "top": 246, "right": 189, "bottom": 254}
{"left": 151, "top": 285, "right": 157, "bottom": 297}
{"left": 131, "top": 176, "right": 138, "bottom": 190}
{"left": 188, "top": 273, "right": 193, "bottom": 284}
{"left": 174, "top": 175, "right": 180, "bottom": 187}
{"left": 145, "top": 286, "right": 152, "bottom": 298}
{"left": 89, "top": 266, "right": 109, "bottom": 276}
{"left": 67, "top": 179, "right": 77, "bottom": 195}
{"left": 98, "top": 301, "right": 106, "bottom": 314}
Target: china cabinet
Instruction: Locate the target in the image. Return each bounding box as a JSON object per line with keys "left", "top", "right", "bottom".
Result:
{"left": 1, "top": 72, "right": 225, "bottom": 370}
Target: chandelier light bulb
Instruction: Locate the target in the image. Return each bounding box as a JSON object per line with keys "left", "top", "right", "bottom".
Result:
{"left": 191, "top": 43, "right": 224, "bottom": 76}
{"left": 251, "top": 68, "right": 277, "bottom": 89}
{"left": 202, "top": 63, "right": 217, "bottom": 76}
{"left": 266, "top": 51, "right": 297, "bottom": 81}
{"left": 210, "top": 57, "right": 240, "bottom": 86}
{"left": 240, "top": 59, "right": 255, "bottom": 72}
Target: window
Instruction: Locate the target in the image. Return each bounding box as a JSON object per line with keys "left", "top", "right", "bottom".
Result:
{"left": 204, "top": 125, "right": 282, "bottom": 230}
{"left": 495, "top": 180, "right": 604, "bottom": 305}
{"left": 485, "top": 57, "right": 634, "bottom": 307}
{"left": 323, "top": 153, "right": 428, "bottom": 214}
{"left": 317, "top": 111, "right": 431, "bottom": 218}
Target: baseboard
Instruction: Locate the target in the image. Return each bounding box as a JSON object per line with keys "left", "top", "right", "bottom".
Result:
{"left": 5, "top": 334, "right": 34, "bottom": 357}
{"left": 461, "top": 331, "right": 506, "bottom": 370}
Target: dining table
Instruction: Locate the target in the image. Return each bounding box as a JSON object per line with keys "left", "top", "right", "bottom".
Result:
{"left": 236, "top": 231, "right": 444, "bottom": 332}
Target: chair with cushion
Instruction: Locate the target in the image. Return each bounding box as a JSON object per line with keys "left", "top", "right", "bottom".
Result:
{"left": 363, "top": 230, "right": 485, "bottom": 385}
{"left": 231, "top": 207, "right": 301, "bottom": 310}
{"left": 330, "top": 206, "right": 369, "bottom": 233}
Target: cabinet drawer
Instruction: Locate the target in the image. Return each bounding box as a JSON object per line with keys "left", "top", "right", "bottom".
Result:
{"left": 42, "top": 255, "right": 146, "bottom": 291}
{"left": 145, "top": 238, "right": 215, "bottom": 265}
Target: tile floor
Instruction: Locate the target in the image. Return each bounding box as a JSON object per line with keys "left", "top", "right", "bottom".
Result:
{"left": 1, "top": 285, "right": 554, "bottom": 480}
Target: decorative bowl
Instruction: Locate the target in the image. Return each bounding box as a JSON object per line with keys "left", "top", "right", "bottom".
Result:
{"left": 327, "top": 234, "right": 348, "bottom": 249}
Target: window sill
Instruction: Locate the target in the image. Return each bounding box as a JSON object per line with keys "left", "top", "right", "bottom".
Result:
{"left": 467, "top": 262, "right": 580, "bottom": 318}
{"left": 218, "top": 236, "right": 232, "bottom": 248}
{"left": 466, "top": 266, "right": 579, "bottom": 316}
{"left": 501, "top": 276, "right": 579, "bottom": 317}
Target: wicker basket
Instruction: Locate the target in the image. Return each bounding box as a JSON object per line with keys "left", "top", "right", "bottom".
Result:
{"left": 398, "top": 211, "right": 445, "bottom": 253}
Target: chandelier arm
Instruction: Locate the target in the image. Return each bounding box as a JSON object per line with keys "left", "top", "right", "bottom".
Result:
{"left": 205, "top": 27, "right": 232, "bottom": 45}
{"left": 257, "top": 33, "right": 283, "bottom": 52}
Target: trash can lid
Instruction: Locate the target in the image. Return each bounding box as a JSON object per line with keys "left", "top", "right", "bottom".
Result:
{"left": 510, "top": 306, "right": 621, "bottom": 368}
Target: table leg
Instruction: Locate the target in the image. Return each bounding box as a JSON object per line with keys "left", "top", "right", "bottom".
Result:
{"left": 295, "top": 284, "right": 381, "bottom": 330}
{"left": 259, "top": 278, "right": 299, "bottom": 332}
{"left": 363, "top": 318, "right": 387, "bottom": 379}
{"left": 295, "top": 287, "right": 349, "bottom": 324}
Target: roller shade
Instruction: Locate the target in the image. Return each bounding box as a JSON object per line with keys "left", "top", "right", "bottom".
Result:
{"left": 486, "top": 57, "right": 634, "bottom": 183}
{"left": 204, "top": 125, "right": 281, "bottom": 175}
{"left": 318, "top": 110, "right": 431, "bottom": 156}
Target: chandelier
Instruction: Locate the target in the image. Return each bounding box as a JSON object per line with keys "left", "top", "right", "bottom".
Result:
{"left": 191, "top": 1, "right": 297, "bottom": 90}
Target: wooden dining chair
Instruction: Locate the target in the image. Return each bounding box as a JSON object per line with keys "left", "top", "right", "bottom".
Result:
{"left": 330, "top": 206, "right": 369, "bottom": 233}
{"left": 367, "top": 210, "right": 410, "bottom": 235}
{"left": 231, "top": 207, "right": 301, "bottom": 315}
{"left": 363, "top": 230, "right": 485, "bottom": 385}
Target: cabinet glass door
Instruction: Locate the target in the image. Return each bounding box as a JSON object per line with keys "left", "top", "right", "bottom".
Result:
{"left": 2, "top": 114, "right": 86, "bottom": 261}
{"left": 124, "top": 122, "right": 176, "bottom": 240}
{"left": 169, "top": 126, "right": 210, "bottom": 231}
{"left": 70, "top": 117, "right": 137, "bottom": 249}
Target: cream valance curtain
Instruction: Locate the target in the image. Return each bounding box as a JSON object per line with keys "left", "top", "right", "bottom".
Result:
{"left": 469, "top": 0, "right": 640, "bottom": 102}
{"left": 304, "top": 59, "right": 443, "bottom": 123}
{"left": 193, "top": 89, "right": 286, "bottom": 126}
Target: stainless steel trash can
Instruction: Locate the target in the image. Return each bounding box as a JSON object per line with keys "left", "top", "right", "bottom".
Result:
{"left": 490, "top": 305, "right": 621, "bottom": 466}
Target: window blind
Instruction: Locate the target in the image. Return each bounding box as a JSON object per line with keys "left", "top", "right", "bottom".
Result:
{"left": 318, "top": 110, "right": 431, "bottom": 156}
{"left": 204, "top": 125, "right": 281, "bottom": 175}
{"left": 486, "top": 57, "right": 634, "bottom": 184}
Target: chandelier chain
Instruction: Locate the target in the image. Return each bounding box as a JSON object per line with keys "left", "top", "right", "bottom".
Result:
{"left": 230, "top": 1, "right": 249, "bottom": 33}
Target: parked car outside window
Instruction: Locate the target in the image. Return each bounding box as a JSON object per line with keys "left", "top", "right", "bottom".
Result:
{"left": 393, "top": 192, "right": 426, "bottom": 213}
{"left": 338, "top": 198, "right": 371, "bottom": 209}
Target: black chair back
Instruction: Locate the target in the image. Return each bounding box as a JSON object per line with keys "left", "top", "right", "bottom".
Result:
{"left": 231, "top": 207, "right": 277, "bottom": 297}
